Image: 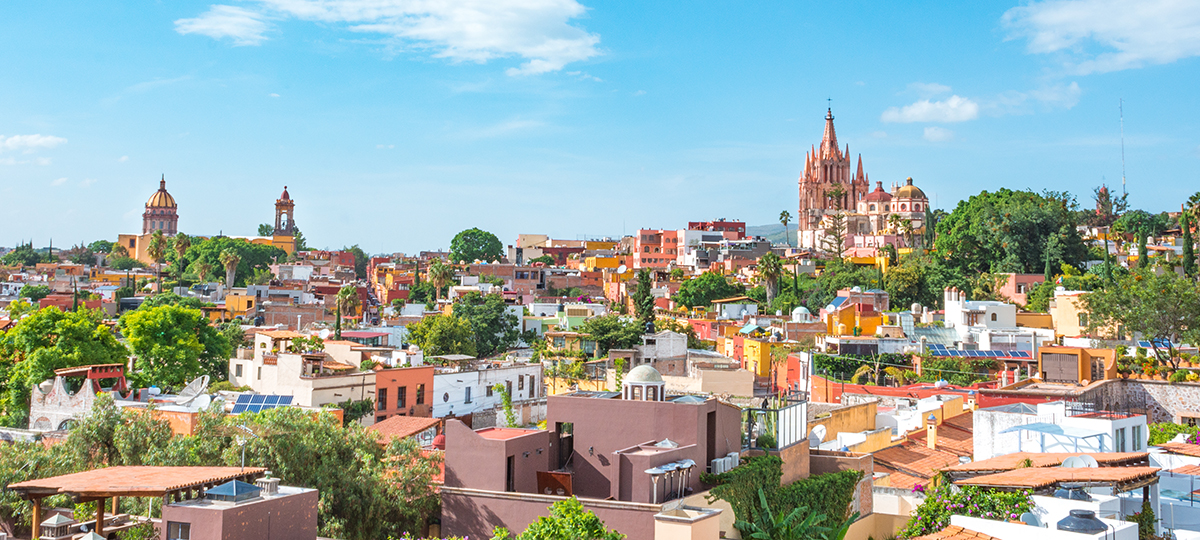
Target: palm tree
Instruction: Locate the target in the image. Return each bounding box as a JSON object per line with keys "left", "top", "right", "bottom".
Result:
{"left": 195, "top": 261, "right": 213, "bottom": 283}
{"left": 219, "top": 249, "right": 241, "bottom": 297}
{"left": 779, "top": 210, "right": 792, "bottom": 247}
{"left": 735, "top": 487, "right": 832, "bottom": 540}
{"left": 758, "top": 252, "right": 784, "bottom": 307}
{"left": 426, "top": 259, "right": 455, "bottom": 302}
{"left": 172, "top": 233, "right": 191, "bottom": 281}
{"left": 146, "top": 230, "right": 167, "bottom": 294}
{"left": 334, "top": 284, "right": 361, "bottom": 339}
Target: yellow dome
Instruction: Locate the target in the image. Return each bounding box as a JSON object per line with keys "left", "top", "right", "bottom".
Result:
{"left": 895, "top": 177, "right": 926, "bottom": 199}
{"left": 146, "top": 178, "right": 177, "bottom": 208}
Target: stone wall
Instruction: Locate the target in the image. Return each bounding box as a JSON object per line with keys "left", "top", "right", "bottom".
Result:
{"left": 1116, "top": 380, "right": 1200, "bottom": 423}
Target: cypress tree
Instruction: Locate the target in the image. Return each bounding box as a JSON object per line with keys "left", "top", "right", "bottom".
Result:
{"left": 1183, "top": 211, "right": 1196, "bottom": 278}
{"left": 1138, "top": 228, "right": 1149, "bottom": 269}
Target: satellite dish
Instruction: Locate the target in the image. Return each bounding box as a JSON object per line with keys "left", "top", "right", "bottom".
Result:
{"left": 617, "top": 265, "right": 628, "bottom": 274}
{"left": 809, "top": 425, "right": 827, "bottom": 448}
{"left": 1060, "top": 456, "right": 1086, "bottom": 468}
{"left": 174, "top": 375, "right": 210, "bottom": 402}
{"left": 1020, "top": 512, "right": 1044, "bottom": 528}
{"left": 1078, "top": 455, "right": 1100, "bottom": 468}
{"left": 192, "top": 394, "right": 212, "bottom": 410}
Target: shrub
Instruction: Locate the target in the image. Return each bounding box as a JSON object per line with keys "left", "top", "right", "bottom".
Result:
{"left": 1148, "top": 422, "right": 1200, "bottom": 445}
{"left": 901, "top": 484, "right": 1033, "bottom": 538}
{"left": 703, "top": 455, "right": 861, "bottom": 537}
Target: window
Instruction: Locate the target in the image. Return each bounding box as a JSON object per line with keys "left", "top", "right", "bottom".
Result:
{"left": 506, "top": 380, "right": 513, "bottom": 396}
{"left": 869, "top": 204, "right": 876, "bottom": 211}
{"left": 1115, "top": 428, "right": 1126, "bottom": 452}
{"left": 1078, "top": 313, "right": 1088, "bottom": 327}
{"left": 443, "top": 392, "right": 449, "bottom": 402}
{"left": 529, "top": 375, "right": 537, "bottom": 398}
{"left": 398, "top": 386, "right": 407, "bottom": 408}
{"left": 1133, "top": 425, "right": 1142, "bottom": 451}
{"left": 416, "top": 384, "right": 425, "bottom": 405}
{"left": 553, "top": 337, "right": 565, "bottom": 348}
{"left": 377, "top": 415, "right": 387, "bottom": 423}
{"left": 257, "top": 367, "right": 262, "bottom": 380}
{"left": 487, "top": 385, "right": 494, "bottom": 397}
{"left": 235, "top": 364, "right": 243, "bottom": 377}
{"left": 915, "top": 204, "right": 922, "bottom": 211}
{"left": 167, "top": 522, "right": 191, "bottom": 540}
{"left": 883, "top": 205, "right": 889, "bottom": 211}
{"left": 990, "top": 313, "right": 997, "bottom": 322}
{"left": 464, "top": 386, "right": 472, "bottom": 403}
{"left": 378, "top": 388, "right": 388, "bottom": 411}
{"left": 129, "top": 239, "right": 136, "bottom": 248}
{"left": 518, "top": 376, "right": 525, "bottom": 391}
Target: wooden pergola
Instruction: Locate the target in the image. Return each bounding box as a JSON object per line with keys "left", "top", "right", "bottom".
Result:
{"left": 8, "top": 466, "right": 266, "bottom": 537}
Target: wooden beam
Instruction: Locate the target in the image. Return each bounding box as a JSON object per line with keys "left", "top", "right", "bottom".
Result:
{"left": 95, "top": 497, "right": 105, "bottom": 537}
{"left": 112, "top": 496, "right": 119, "bottom": 515}
{"left": 31, "top": 497, "right": 42, "bottom": 539}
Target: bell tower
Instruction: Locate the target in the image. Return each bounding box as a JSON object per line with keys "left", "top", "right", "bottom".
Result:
{"left": 274, "top": 186, "right": 295, "bottom": 235}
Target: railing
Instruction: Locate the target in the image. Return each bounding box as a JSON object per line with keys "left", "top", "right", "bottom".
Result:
{"left": 742, "top": 393, "right": 807, "bottom": 451}
{"left": 262, "top": 354, "right": 278, "bottom": 366}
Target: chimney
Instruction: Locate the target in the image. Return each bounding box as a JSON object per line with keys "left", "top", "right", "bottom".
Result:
{"left": 926, "top": 414, "right": 938, "bottom": 450}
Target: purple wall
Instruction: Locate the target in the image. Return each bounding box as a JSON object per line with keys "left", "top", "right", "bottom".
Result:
{"left": 546, "top": 395, "right": 741, "bottom": 500}
{"left": 442, "top": 489, "right": 657, "bottom": 540}
{"left": 444, "top": 420, "right": 554, "bottom": 494}
{"left": 160, "top": 489, "right": 318, "bottom": 540}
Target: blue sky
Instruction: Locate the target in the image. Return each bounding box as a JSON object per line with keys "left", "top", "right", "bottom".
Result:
{"left": 2, "top": 0, "right": 1199, "bottom": 254}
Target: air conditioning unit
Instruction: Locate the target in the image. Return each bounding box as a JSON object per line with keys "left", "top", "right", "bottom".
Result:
{"left": 710, "top": 458, "right": 726, "bottom": 474}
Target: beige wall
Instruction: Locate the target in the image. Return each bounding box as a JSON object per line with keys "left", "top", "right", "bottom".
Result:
{"left": 681, "top": 492, "right": 740, "bottom": 539}
{"left": 845, "top": 427, "right": 894, "bottom": 454}
{"left": 809, "top": 401, "right": 878, "bottom": 443}
{"left": 662, "top": 369, "right": 754, "bottom": 397}
{"left": 654, "top": 508, "right": 722, "bottom": 540}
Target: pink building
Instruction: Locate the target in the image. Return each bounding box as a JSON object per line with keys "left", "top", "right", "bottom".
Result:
{"left": 633, "top": 229, "right": 680, "bottom": 269}
{"left": 997, "top": 273, "right": 1046, "bottom": 306}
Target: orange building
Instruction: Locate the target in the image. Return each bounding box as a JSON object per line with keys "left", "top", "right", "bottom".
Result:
{"left": 374, "top": 365, "right": 436, "bottom": 423}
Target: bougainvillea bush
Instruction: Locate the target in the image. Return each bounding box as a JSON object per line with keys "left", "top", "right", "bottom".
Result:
{"left": 900, "top": 484, "right": 1034, "bottom": 538}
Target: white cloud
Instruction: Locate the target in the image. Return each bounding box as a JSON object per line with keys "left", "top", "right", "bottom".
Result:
{"left": 34, "top": 157, "right": 52, "bottom": 165}
{"left": 51, "top": 177, "right": 68, "bottom": 186}
{"left": 178, "top": 0, "right": 601, "bottom": 75}
{"left": 881, "top": 95, "right": 979, "bottom": 123}
{"left": 119, "top": 155, "right": 129, "bottom": 162}
{"left": 269, "top": 93, "right": 281, "bottom": 97}
{"left": 1003, "top": 0, "right": 1200, "bottom": 74}
{"left": 990, "top": 82, "right": 1083, "bottom": 113}
{"left": 175, "top": 5, "right": 270, "bottom": 46}
{"left": 461, "top": 118, "right": 545, "bottom": 139}
{"left": 1, "top": 134, "right": 67, "bottom": 153}
{"left": 908, "top": 82, "right": 952, "bottom": 97}
{"left": 566, "top": 70, "right": 601, "bottom": 82}
{"left": 633, "top": 89, "right": 646, "bottom": 96}
{"left": 923, "top": 126, "right": 955, "bottom": 142}
{"left": 81, "top": 178, "right": 97, "bottom": 187}
{"left": 376, "top": 144, "right": 395, "bottom": 149}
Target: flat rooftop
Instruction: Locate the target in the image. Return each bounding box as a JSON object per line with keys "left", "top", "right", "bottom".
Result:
{"left": 476, "top": 427, "right": 542, "bottom": 441}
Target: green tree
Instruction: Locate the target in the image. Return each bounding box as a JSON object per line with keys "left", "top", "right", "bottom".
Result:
{"left": 528, "top": 254, "right": 555, "bottom": 265}
{"left": 147, "top": 229, "right": 167, "bottom": 293}
{"left": 450, "top": 228, "right": 503, "bottom": 264}
{"left": 0, "top": 307, "right": 128, "bottom": 426}
{"left": 426, "top": 259, "right": 455, "bottom": 302}
{"left": 1082, "top": 269, "right": 1200, "bottom": 369}
{"left": 247, "top": 267, "right": 273, "bottom": 285}
{"left": 758, "top": 253, "right": 784, "bottom": 307}
{"left": 0, "top": 243, "right": 47, "bottom": 267}
{"left": 632, "top": 268, "right": 656, "bottom": 332}
{"left": 493, "top": 383, "right": 517, "bottom": 427}
{"left": 293, "top": 226, "right": 309, "bottom": 251}
{"left": 258, "top": 223, "right": 275, "bottom": 236}
{"left": 406, "top": 315, "right": 477, "bottom": 357}
{"left": 171, "top": 233, "right": 192, "bottom": 281}
{"left": 1182, "top": 209, "right": 1195, "bottom": 278}
{"left": 168, "top": 236, "right": 285, "bottom": 288}
{"left": 87, "top": 240, "right": 115, "bottom": 254}
{"left": 217, "top": 320, "right": 249, "bottom": 349}
{"left": 120, "top": 305, "right": 231, "bottom": 388}
{"left": 336, "top": 398, "right": 374, "bottom": 426}
{"left": 342, "top": 244, "right": 368, "bottom": 279}
{"left": 334, "top": 285, "right": 361, "bottom": 340}
{"left": 576, "top": 314, "right": 641, "bottom": 355}
{"left": 218, "top": 249, "right": 241, "bottom": 293}
{"left": 492, "top": 497, "right": 624, "bottom": 540}
{"left": 779, "top": 210, "right": 792, "bottom": 247}
{"left": 64, "top": 244, "right": 95, "bottom": 265}
{"left": 109, "top": 256, "right": 146, "bottom": 270}
{"left": 934, "top": 189, "right": 1088, "bottom": 275}
{"left": 453, "top": 292, "right": 521, "bottom": 358}
{"left": 139, "top": 292, "right": 210, "bottom": 310}
{"left": 19, "top": 284, "right": 51, "bottom": 302}
{"left": 675, "top": 271, "right": 746, "bottom": 309}
{"left": 195, "top": 260, "right": 214, "bottom": 283}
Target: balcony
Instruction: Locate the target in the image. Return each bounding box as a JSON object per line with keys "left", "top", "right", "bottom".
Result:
{"left": 742, "top": 394, "right": 807, "bottom": 451}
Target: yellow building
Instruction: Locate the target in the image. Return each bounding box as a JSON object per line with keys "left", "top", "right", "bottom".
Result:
{"left": 742, "top": 338, "right": 773, "bottom": 377}
{"left": 823, "top": 305, "right": 882, "bottom": 337}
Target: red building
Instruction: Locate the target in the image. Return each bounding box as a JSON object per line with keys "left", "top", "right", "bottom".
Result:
{"left": 687, "top": 219, "right": 746, "bottom": 239}
{"left": 374, "top": 365, "right": 436, "bottom": 422}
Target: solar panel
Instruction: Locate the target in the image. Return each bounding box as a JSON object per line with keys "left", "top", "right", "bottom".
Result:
{"left": 264, "top": 395, "right": 279, "bottom": 405}
{"left": 231, "top": 404, "right": 248, "bottom": 414}
{"left": 250, "top": 395, "right": 266, "bottom": 404}
{"left": 235, "top": 394, "right": 253, "bottom": 405}
{"left": 279, "top": 396, "right": 293, "bottom": 405}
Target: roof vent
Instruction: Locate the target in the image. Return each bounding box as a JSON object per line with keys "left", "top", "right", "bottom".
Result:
{"left": 256, "top": 476, "right": 280, "bottom": 496}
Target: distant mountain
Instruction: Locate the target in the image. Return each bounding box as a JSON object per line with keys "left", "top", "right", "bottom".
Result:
{"left": 746, "top": 223, "right": 799, "bottom": 246}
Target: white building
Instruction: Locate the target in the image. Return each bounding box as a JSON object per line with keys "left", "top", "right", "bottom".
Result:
{"left": 973, "top": 401, "right": 1148, "bottom": 461}
{"left": 431, "top": 361, "right": 544, "bottom": 418}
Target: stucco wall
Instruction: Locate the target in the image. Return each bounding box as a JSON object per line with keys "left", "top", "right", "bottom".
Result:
{"left": 442, "top": 488, "right": 658, "bottom": 540}
{"left": 809, "top": 401, "right": 878, "bottom": 443}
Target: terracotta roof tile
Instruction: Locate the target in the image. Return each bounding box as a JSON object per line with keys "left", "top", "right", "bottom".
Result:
{"left": 915, "top": 525, "right": 1000, "bottom": 540}
{"left": 1170, "top": 465, "right": 1200, "bottom": 476}
{"left": 957, "top": 466, "right": 1160, "bottom": 489}
{"left": 947, "top": 452, "right": 1149, "bottom": 472}
{"left": 369, "top": 415, "right": 441, "bottom": 443}
{"left": 1160, "top": 442, "right": 1200, "bottom": 458}
{"left": 9, "top": 466, "right": 266, "bottom": 497}
{"left": 873, "top": 441, "right": 963, "bottom": 489}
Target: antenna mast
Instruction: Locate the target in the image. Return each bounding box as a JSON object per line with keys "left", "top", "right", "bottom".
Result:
{"left": 1119, "top": 99, "right": 1126, "bottom": 197}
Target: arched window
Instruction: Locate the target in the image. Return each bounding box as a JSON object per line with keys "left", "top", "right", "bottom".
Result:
{"left": 883, "top": 205, "right": 889, "bottom": 212}
{"left": 915, "top": 204, "right": 922, "bottom": 211}
{"left": 869, "top": 204, "right": 876, "bottom": 211}
{"left": 901, "top": 204, "right": 908, "bottom": 211}
{"left": 991, "top": 313, "right": 997, "bottom": 322}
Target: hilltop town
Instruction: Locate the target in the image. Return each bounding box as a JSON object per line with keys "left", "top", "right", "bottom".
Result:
{"left": 2, "top": 109, "right": 1200, "bottom": 540}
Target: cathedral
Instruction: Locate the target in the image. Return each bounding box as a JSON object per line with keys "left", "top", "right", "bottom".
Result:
{"left": 796, "top": 108, "right": 929, "bottom": 253}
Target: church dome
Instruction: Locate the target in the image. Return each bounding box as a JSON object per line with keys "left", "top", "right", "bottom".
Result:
{"left": 146, "top": 178, "right": 177, "bottom": 208}
{"left": 626, "top": 365, "right": 663, "bottom": 384}
{"left": 895, "top": 177, "right": 926, "bottom": 199}
{"left": 279, "top": 185, "right": 291, "bottom": 200}
{"left": 864, "top": 181, "right": 892, "bottom": 202}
